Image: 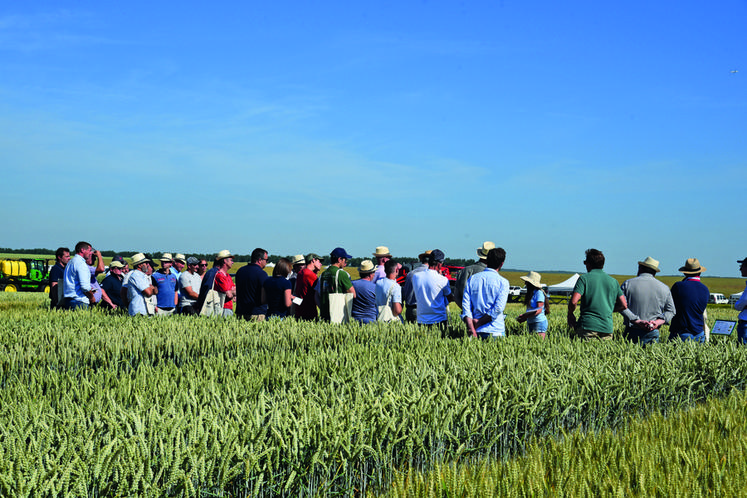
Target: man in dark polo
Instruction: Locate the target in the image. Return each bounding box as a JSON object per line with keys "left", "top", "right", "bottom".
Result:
{"left": 235, "top": 247, "right": 269, "bottom": 321}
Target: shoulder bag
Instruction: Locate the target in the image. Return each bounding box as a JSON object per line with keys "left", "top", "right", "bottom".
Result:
{"left": 328, "top": 268, "right": 354, "bottom": 324}
{"left": 200, "top": 271, "right": 226, "bottom": 317}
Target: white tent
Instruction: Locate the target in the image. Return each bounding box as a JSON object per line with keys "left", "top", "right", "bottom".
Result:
{"left": 546, "top": 273, "right": 580, "bottom": 296}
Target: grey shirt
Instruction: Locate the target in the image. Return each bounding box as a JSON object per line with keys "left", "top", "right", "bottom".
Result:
{"left": 455, "top": 261, "right": 487, "bottom": 308}
{"left": 620, "top": 273, "right": 676, "bottom": 327}
{"left": 179, "top": 271, "right": 202, "bottom": 307}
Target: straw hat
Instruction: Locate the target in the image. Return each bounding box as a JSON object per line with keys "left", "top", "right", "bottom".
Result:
{"left": 638, "top": 256, "right": 661, "bottom": 273}
{"left": 160, "top": 253, "right": 173, "bottom": 263}
{"left": 476, "top": 241, "right": 495, "bottom": 259}
{"left": 109, "top": 260, "right": 125, "bottom": 269}
{"left": 520, "top": 271, "right": 543, "bottom": 289}
{"left": 174, "top": 253, "right": 186, "bottom": 263}
{"left": 418, "top": 250, "right": 432, "bottom": 259}
{"left": 131, "top": 253, "right": 152, "bottom": 267}
{"left": 291, "top": 254, "right": 305, "bottom": 265}
{"left": 216, "top": 250, "right": 233, "bottom": 261}
{"left": 358, "top": 260, "right": 376, "bottom": 274}
{"left": 373, "top": 246, "right": 391, "bottom": 258}
{"left": 679, "top": 258, "right": 706, "bottom": 275}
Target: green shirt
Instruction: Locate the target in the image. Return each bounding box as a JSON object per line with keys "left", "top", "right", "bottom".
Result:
{"left": 318, "top": 265, "right": 353, "bottom": 320}
{"left": 573, "top": 269, "right": 622, "bottom": 335}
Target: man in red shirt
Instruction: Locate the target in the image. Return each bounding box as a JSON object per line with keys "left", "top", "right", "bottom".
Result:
{"left": 214, "top": 250, "right": 237, "bottom": 317}
{"left": 294, "top": 253, "right": 323, "bottom": 320}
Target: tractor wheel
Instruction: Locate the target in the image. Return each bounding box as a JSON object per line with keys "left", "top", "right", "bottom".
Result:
{"left": 3, "top": 283, "right": 18, "bottom": 292}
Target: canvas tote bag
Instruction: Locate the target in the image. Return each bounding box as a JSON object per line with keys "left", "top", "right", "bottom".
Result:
{"left": 377, "top": 281, "right": 397, "bottom": 322}
{"left": 328, "top": 268, "right": 354, "bottom": 324}
{"left": 200, "top": 271, "right": 226, "bottom": 317}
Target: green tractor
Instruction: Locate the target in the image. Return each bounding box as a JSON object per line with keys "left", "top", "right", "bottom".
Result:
{"left": 0, "top": 258, "right": 51, "bottom": 293}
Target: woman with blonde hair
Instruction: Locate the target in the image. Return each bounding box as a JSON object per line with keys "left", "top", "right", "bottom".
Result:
{"left": 516, "top": 271, "right": 550, "bottom": 339}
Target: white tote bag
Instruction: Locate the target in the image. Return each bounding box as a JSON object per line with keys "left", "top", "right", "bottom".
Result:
{"left": 377, "top": 282, "right": 397, "bottom": 323}
{"left": 200, "top": 271, "right": 226, "bottom": 317}
{"left": 328, "top": 269, "right": 353, "bottom": 324}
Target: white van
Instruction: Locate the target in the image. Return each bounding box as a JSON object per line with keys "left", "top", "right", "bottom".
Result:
{"left": 709, "top": 293, "right": 728, "bottom": 304}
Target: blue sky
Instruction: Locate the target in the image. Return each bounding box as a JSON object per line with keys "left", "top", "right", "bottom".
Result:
{"left": 2, "top": 1, "right": 745, "bottom": 277}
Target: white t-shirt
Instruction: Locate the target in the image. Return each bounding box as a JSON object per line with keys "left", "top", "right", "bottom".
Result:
{"left": 411, "top": 269, "right": 451, "bottom": 324}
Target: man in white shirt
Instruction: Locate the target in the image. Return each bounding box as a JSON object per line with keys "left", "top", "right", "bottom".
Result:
{"left": 411, "top": 249, "right": 453, "bottom": 335}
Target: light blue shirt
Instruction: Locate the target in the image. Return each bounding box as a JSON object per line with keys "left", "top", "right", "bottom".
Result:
{"left": 375, "top": 278, "right": 402, "bottom": 307}
{"left": 461, "top": 268, "right": 509, "bottom": 337}
{"left": 125, "top": 269, "right": 151, "bottom": 316}
{"left": 62, "top": 254, "right": 91, "bottom": 304}
{"left": 527, "top": 289, "right": 548, "bottom": 327}
{"left": 735, "top": 281, "right": 747, "bottom": 321}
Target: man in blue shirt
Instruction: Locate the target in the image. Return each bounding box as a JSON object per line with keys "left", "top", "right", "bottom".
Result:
{"left": 351, "top": 260, "right": 377, "bottom": 324}
{"left": 375, "top": 259, "right": 403, "bottom": 322}
{"left": 152, "top": 254, "right": 178, "bottom": 315}
{"left": 61, "top": 241, "right": 95, "bottom": 310}
{"left": 669, "top": 258, "right": 709, "bottom": 343}
{"left": 461, "top": 247, "right": 509, "bottom": 339}
{"left": 124, "top": 253, "right": 158, "bottom": 316}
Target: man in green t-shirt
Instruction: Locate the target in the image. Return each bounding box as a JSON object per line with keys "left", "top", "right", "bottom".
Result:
{"left": 316, "top": 247, "right": 356, "bottom": 321}
{"left": 567, "top": 248, "right": 636, "bottom": 340}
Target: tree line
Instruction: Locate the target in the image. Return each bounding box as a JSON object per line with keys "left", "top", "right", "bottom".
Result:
{"left": 0, "top": 248, "right": 475, "bottom": 268}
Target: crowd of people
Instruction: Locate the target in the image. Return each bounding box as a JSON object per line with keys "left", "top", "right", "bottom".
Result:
{"left": 48, "top": 241, "right": 747, "bottom": 345}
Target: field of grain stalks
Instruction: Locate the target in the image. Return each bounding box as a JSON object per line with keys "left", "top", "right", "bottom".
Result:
{"left": 1, "top": 293, "right": 744, "bottom": 496}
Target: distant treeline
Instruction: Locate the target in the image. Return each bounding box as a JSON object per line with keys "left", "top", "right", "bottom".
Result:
{"left": 1, "top": 247, "right": 476, "bottom": 267}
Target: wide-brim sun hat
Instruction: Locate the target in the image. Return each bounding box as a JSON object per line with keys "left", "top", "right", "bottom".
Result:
{"left": 476, "top": 241, "right": 495, "bottom": 259}
{"left": 131, "top": 253, "right": 152, "bottom": 267}
{"left": 109, "top": 261, "right": 125, "bottom": 269}
{"left": 216, "top": 250, "right": 233, "bottom": 260}
{"left": 358, "top": 260, "right": 375, "bottom": 274}
{"left": 520, "top": 271, "right": 543, "bottom": 289}
{"left": 418, "top": 250, "right": 432, "bottom": 259}
{"left": 679, "top": 258, "right": 706, "bottom": 275}
{"left": 160, "top": 253, "right": 173, "bottom": 263}
{"left": 638, "top": 256, "right": 661, "bottom": 273}
{"left": 174, "top": 253, "right": 186, "bottom": 263}
{"left": 373, "top": 246, "right": 391, "bottom": 258}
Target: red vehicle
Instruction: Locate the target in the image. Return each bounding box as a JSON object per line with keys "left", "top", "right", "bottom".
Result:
{"left": 396, "top": 264, "right": 464, "bottom": 290}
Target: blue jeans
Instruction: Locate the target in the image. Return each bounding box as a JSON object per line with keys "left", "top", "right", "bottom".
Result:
{"left": 625, "top": 327, "right": 660, "bottom": 345}
{"left": 527, "top": 320, "right": 548, "bottom": 333}
{"left": 477, "top": 332, "right": 504, "bottom": 340}
{"left": 737, "top": 320, "right": 747, "bottom": 345}
{"left": 670, "top": 331, "right": 705, "bottom": 343}
{"left": 67, "top": 299, "right": 89, "bottom": 310}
